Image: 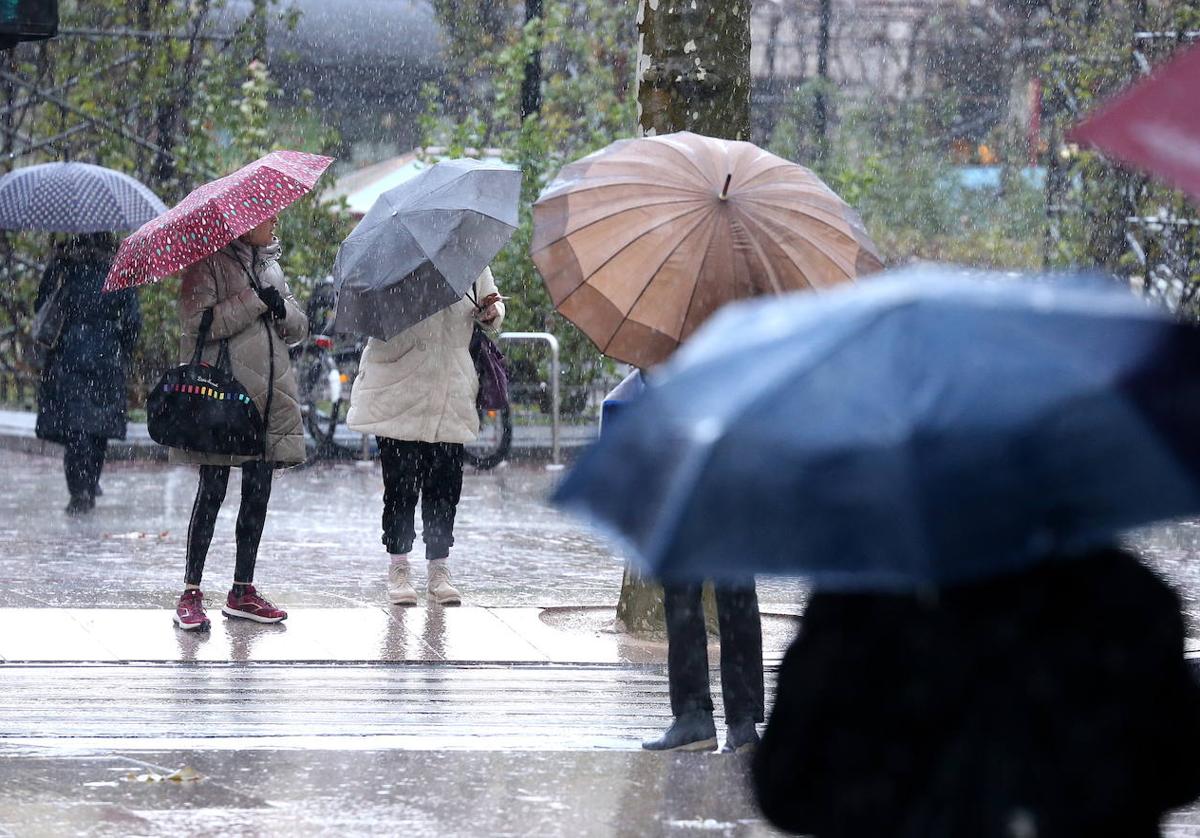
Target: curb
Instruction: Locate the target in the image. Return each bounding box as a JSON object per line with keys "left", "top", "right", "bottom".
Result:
{"left": 0, "top": 409, "right": 596, "bottom": 464}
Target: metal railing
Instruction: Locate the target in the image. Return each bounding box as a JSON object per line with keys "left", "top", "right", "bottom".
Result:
{"left": 499, "top": 331, "right": 561, "bottom": 468}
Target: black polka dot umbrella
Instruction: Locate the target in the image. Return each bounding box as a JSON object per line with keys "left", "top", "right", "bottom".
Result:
{"left": 103, "top": 150, "right": 334, "bottom": 292}
{"left": 0, "top": 162, "right": 167, "bottom": 233}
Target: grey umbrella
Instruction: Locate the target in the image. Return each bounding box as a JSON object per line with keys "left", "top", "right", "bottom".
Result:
{"left": 0, "top": 162, "right": 167, "bottom": 232}
{"left": 332, "top": 158, "right": 521, "bottom": 340}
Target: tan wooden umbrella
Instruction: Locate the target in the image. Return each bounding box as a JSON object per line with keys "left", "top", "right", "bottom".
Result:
{"left": 532, "top": 131, "right": 884, "bottom": 368}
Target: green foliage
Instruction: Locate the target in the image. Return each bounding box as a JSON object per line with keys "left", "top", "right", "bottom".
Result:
{"left": 0, "top": 0, "right": 350, "bottom": 404}
{"left": 425, "top": 0, "right": 637, "bottom": 408}
{"left": 769, "top": 87, "right": 1046, "bottom": 270}
{"left": 1042, "top": 0, "right": 1200, "bottom": 308}
{"left": 224, "top": 59, "right": 352, "bottom": 298}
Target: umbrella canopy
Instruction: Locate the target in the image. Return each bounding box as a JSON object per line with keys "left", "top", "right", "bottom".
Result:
{"left": 0, "top": 162, "right": 166, "bottom": 233}
{"left": 1069, "top": 42, "right": 1200, "bottom": 201}
{"left": 531, "top": 131, "right": 883, "bottom": 368}
{"left": 554, "top": 267, "right": 1200, "bottom": 589}
{"left": 103, "top": 150, "right": 334, "bottom": 291}
{"left": 332, "top": 158, "right": 520, "bottom": 340}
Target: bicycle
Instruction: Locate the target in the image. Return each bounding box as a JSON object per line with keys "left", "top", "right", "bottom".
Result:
{"left": 292, "top": 279, "right": 362, "bottom": 459}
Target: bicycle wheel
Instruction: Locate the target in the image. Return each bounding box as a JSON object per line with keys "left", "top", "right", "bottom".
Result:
{"left": 464, "top": 406, "right": 513, "bottom": 470}
{"left": 302, "top": 352, "right": 345, "bottom": 450}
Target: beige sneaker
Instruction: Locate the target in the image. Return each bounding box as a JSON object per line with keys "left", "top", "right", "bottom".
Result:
{"left": 387, "top": 559, "right": 418, "bottom": 606}
{"left": 427, "top": 559, "right": 462, "bottom": 605}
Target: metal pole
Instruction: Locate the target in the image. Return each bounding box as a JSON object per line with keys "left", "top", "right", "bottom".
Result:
{"left": 499, "top": 331, "right": 561, "bottom": 468}
{"left": 815, "top": 0, "right": 832, "bottom": 160}
{"left": 549, "top": 335, "right": 560, "bottom": 467}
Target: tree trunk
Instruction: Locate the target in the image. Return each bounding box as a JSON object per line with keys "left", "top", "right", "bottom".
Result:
{"left": 615, "top": 0, "right": 751, "bottom": 637}
{"left": 636, "top": 0, "right": 751, "bottom": 140}
{"left": 252, "top": 0, "right": 268, "bottom": 64}
{"left": 520, "top": 0, "right": 543, "bottom": 120}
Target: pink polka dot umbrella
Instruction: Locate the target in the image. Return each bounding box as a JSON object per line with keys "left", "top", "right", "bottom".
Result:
{"left": 103, "top": 150, "right": 335, "bottom": 292}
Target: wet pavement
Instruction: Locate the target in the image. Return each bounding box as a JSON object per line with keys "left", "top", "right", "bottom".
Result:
{"left": 6, "top": 447, "right": 1200, "bottom": 835}
{"left": 0, "top": 448, "right": 804, "bottom": 609}
{"left": 0, "top": 448, "right": 798, "bottom": 836}
{"left": 0, "top": 749, "right": 776, "bottom": 837}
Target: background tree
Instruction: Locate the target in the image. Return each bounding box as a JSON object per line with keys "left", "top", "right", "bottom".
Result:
{"left": 0, "top": 0, "right": 350, "bottom": 407}
{"left": 1042, "top": 0, "right": 1200, "bottom": 309}
{"left": 421, "top": 0, "right": 635, "bottom": 414}
{"left": 613, "top": 0, "right": 752, "bottom": 636}
{"left": 636, "top": 1, "right": 751, "bottom": 139}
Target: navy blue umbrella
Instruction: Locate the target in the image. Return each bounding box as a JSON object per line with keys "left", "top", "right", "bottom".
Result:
{"left": 554, "top": 267, "right": 1200, "bottom": 589}
{"left": 0, "top": 162, "right": 167, "bottom": 232}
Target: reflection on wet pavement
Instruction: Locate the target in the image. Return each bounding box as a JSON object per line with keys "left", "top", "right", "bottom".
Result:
{"left": 0, "top": 606, "right": 800, "bottom": 665}
{"left": 0, "top": 749, "right": 782, "bottom": 837}
{"left": 0, "top": 662, "right": 768, "bottom": 750}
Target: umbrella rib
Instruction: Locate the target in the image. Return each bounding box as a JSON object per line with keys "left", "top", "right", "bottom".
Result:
{"left": 541, "top": 197, "right": 707, "bottom": 252}
{"left": 738, "top": 196, "right": 857, "bottom": 237}
{"left": 391, "top": 165, "right": 505, "bottom": 213}
{"left": 728, "top": 212, "right": 788, "bottom": 295}
{"left": 601, "top": 211, "right": 714, "bottom": 354}
{"left": 555, "top": 206, "right": 710, "bottom": 316}
{"left": 652, "top": 138, "right": 722, "bottom": 185}
{"left": 739, "top": 209, "right": 859, "bottom": 280}
{"left": 677, "top": 217, "right": 723, "bottom": 344}
{"left": 391, "top": 168, "right": 473, "bottom": 210}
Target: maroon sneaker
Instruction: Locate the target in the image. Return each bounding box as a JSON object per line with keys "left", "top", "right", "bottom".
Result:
{"left": 173, "top": 589, "right": 210, "bottom": 631}
{"left": 222, "top": 585, "right": 287, "bottom": 624}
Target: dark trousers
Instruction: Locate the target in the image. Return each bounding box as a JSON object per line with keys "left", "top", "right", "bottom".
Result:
{"left": 664, "top": 582, "right": 765, "bottom": 724}
{"left": 184, "top": 462, "right": 274, "bottom": 587}
{"left": 378, "top": 438, "right": 464, "bottom": 560}
{"left": 63, "top": 432, "right": 107, "bottom": 500}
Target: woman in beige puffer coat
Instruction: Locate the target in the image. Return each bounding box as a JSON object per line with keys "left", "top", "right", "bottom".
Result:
{"left": 347, "top": 266, "right": 504, "bottom": 606}
{"left": 170, "top": 215, "right": 307, "bottom": 632}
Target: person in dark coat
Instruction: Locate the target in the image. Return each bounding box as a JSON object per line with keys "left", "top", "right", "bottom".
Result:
{"left": 35, "top": 233, "right": 141, "bottom": 514}
{"left": 753, "top": 547, "right": 1200, "bottom": 838}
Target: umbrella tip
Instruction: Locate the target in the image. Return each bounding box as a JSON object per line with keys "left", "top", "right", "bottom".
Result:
{"left": 720, "top": 174, "right": 732, "bottom": 200}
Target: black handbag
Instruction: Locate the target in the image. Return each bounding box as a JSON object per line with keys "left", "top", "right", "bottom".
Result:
{"left": 147, "top": 309, "right": 265, "bottom": 455}
{"left": 466, "top": 284, "right": 510, "bottom": 411}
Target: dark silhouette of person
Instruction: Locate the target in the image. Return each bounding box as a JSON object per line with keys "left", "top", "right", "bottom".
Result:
{"left": 753, "top": 547, "right": 1200, "bottom": 837}
{"left": 35, "top": 233, "right": 141, "bottom": 513}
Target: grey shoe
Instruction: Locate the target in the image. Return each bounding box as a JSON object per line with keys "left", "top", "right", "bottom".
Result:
{"left": 642, "top": 711, "right": 718, "bottom": 752}
{"left": 387, "top": 559, "right": 418, "bottom": 606}
{"left": 427, "top": 558, "right": 462, "bottom": 605}
{"left": 721, "top": 720, "right": 761, "bottom": 754}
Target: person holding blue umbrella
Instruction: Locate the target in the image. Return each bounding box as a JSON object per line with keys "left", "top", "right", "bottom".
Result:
{"left": 534, "top": 132, "right": 886, "bottom": 754}
{"left": 556, "top": 268, "right": 1200, "bottom": 834}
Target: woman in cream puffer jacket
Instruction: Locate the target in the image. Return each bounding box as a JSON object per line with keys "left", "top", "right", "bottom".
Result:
{"left": 347, "top": 266, "right": 504, "bottom": 606}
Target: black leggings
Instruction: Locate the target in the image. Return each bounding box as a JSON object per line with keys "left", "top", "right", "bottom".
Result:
{"left": 184, "top": 462, "right": 273, "bottom": 587}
